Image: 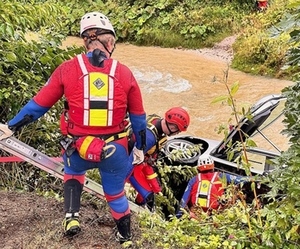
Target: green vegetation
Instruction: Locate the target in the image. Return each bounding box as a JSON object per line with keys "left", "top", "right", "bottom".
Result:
{"left": 1, "top": 0, "right": 300, "bottom": 248}
{"left": 232, "top": 0, "right": 292, "bottom": 78}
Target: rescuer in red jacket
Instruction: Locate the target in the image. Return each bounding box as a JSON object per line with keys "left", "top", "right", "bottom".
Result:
{"left": 126, "top": 107, "right": 190, "bottom": 212}
{"left": 8, "top": 11, "right": 146, "bottom": 247}
{"left": 176, "top": 155, "right": 249, "bottom": 218}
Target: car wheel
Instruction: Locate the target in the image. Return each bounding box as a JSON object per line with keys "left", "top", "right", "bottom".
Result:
{"left": 163, "top": 139, "right": 200, "bottom": 165}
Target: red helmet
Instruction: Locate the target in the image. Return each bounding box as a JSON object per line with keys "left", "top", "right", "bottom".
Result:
{"left": 197, "top": 155, "right": 214, "bottom": 172}
{"left": 165, "top": 107, "right": 190, "bottom": 132}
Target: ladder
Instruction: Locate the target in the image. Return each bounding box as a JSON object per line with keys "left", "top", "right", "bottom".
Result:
{"left": 0, "top": 124, "right": 145, "bottom": 213}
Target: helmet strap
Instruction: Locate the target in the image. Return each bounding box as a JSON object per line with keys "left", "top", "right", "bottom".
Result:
{"left": 83, "top": 30, "right": 115, "bottom": 57}
{"left": 165, "top": 121, "right": 179, "bottom": 136}
{"left": 97, "top": 31, "right": 116, "bottom": 57}
{"left": 98, "top": 39, "right": 114, "bottom": 57}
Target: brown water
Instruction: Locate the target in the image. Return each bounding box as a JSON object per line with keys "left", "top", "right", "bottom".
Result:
{"left": 63, "top": 37, "right": 293, "bottom": 151}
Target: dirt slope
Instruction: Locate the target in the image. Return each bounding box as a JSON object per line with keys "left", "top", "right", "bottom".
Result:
{"left": 0, "top": 190, "right": 142, "bottom": 249}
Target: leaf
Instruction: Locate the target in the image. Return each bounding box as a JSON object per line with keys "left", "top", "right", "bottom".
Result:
{"left": 40, "top": 56, "right": 51, "bottom": 64}
{"left": 211, "top": 96, "right": 228, "bottom": 104}
{"left": 246, "top": 139, "right": 257, "bottom": 147}
{"left": 5, "top": 24, "right": 14, "bottom": 37}
{"left": 227, "top": 97, "right": 233, "bottom": 106}
{"left": 6, "top": 52, "right": 17, "bottom": 62}
{"left": 230, "top": 81, "right": 239, "bottom": 96}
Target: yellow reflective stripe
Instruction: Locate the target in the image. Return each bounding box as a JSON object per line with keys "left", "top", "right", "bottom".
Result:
{"left": 213, "top": 181, "right": 222, "bottom": 184}
{"left": 158, "top": 136, "right": 167, "bottom": 148}
{"left": 146, "top": 173, "right": 157, "bottom": 180}
{"left": 147, "top": 145, "right": 156, "bottom": 155}
{"left": 89, "top": 72, "right": 109, "bottom": 126}
{"left": 104, "top": 132, "right": 128, "bottom": 143}
{"left": 147, "top": 137, "right": 167, "bottom": 155}
{"left": 89, "top": 72, "right": 108, "bottom": 97}
{"left": 89, "top": 109, "right": 108, "bottom": 126}
{"left": 79, "top": 136, "right": 95, "bottom": 158}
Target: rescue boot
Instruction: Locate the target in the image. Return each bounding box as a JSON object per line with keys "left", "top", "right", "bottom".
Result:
{"left": 63, "top": 212, "right": 81, "bottom": 236}
{"left": 63, "top": 178, "right": 83, "bottom": 236}
{"left": 115, "top": 214, "right": 133, "bottom": 247}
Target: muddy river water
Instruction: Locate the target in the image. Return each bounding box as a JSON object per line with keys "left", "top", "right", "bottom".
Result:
{"left": 62, "top": 37, "right": 293, "bottom": 152}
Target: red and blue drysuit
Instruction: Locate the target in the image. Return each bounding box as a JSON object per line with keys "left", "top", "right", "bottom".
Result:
{"left": 176, "top": 172, "right": 249, "bottom": 218}
{"left": 126, "top": 116, "right": 164, "bottom": 210}
{"left": 8, "top": 51, "right": 146, "bottom": 222}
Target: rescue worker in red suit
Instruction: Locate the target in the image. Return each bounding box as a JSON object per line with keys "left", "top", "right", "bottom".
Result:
{"left": 126, "top": 107, "right": 190, "bottom": 212}
{"left": 176, "top": 155, "right": 249, "bottom": 219}
{"left": 8, "top": 11, "right": 146, "bottom": 246}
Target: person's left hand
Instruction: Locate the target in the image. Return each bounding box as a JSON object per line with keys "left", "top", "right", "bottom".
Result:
{"left": 132, "top": 147, "right": 144, "bottom": 165}
{"left": 0, "top": 124, "right": 14, "bottom": 141}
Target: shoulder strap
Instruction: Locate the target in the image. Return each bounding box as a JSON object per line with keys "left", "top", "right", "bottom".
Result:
{"left": 77, "top": 54, "right": 118, "bottom": 77}
{"left": 146, "top": 114, "right": 160, "bottom": 138}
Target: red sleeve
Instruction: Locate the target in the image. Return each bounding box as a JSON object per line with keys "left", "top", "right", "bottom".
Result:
{"left": 127, "top": 74, "right": 145, "bottom": 115}
{"left": 142, "top": 163, "right": 162, "bottom": 193}
{"left": 33, "top": 64, "right": 65, "bottom": 107}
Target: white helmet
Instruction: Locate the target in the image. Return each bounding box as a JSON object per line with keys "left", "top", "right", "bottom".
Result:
{"left": 80, "top": 12, "right": 115, "bottom": 37}
{"left": 197, "top": 155, "right": 214, "bottom": 172}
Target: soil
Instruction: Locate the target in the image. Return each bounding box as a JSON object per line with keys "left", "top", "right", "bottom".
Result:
{"left": 0, "top": 190, "right": 142, "bottom": 249}
{"left": 1, "top": 36, "right": 294, "bottom": 249}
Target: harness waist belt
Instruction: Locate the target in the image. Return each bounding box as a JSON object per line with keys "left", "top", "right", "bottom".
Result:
{"left": 70, "top": 131, "right": 128, "bottom": 143}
